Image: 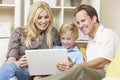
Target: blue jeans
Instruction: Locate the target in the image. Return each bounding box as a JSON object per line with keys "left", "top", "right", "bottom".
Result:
{"left": 0, "top": 61, "right": 31, "bottom": 80}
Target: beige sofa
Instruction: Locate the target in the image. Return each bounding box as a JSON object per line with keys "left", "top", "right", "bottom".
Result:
{"left": 0, "top": 38, "right": 9, "bottom": 67}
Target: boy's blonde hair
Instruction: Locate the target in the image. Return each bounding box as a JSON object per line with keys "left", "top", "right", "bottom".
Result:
{"left": 59, "top": 22, "right": 79, "bottom": 39}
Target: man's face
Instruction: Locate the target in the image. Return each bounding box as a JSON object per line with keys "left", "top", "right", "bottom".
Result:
{"left": 75, "top": 10, "right": 95, "bottom": 36}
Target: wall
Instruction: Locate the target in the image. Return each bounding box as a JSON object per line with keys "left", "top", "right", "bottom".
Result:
{"left": 100, "top": 0, "right": 120, "bottom": 37}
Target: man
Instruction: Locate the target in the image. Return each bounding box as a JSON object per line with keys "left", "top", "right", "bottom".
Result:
{"left": 40, "top": 4, "right": 120, "bottom": 80}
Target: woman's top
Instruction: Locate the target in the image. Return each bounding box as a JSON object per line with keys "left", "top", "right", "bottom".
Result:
{"left": 6, "top": 27, "right": 61, "bottom": 60}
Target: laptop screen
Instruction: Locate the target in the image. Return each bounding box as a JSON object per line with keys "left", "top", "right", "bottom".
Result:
{"left": 25, "top": 49, "right": 68, "bottom": 75}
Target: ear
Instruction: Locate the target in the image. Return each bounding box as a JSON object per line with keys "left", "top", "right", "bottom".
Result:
{"left": 92, "top": 16, "right": 97, "bottom": 23}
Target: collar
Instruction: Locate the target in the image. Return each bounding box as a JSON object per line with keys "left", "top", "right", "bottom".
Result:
{"left": 89, "top": 24, "right": 104, "bottom": 43}
{"left": 61, "top": 45, "right": 79, "bottom": 52}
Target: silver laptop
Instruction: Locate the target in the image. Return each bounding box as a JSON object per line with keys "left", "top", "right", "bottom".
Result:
{"left": 25, "top": 49, "right": 68, "bottom": 75}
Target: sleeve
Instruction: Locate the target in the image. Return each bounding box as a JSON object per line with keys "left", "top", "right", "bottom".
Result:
{"left": 6, "top": 28, "right": 22, "bottom": 59}
{"left": 75, "top": 50, "right": 84, "bottom": 64}
{"left": 52, "top": 27, "right": 61, "bottom": 46}
{"left": 96, "top": 29, "right": 119, "bottom": 61}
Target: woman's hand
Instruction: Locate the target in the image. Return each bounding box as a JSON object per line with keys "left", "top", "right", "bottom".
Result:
{"left": 17, "top": 55, "right": 28, "bottom": 68}
{"left": 33, "top": 75, "right": 42, "bottom": 80}
{"left": 56, "top": 57, "right": 74, "bottom": 71}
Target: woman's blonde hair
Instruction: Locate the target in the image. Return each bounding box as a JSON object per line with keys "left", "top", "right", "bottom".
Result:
{"left": 59, "top": 22, "right": 79, "bottom": 39}
{"left": 20, "top": 1, "right": 53, "bottom": 48}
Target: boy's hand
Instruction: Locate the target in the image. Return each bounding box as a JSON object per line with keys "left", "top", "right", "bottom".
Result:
{"left": 56, "top": 57, "right": 74, "bottom": 71}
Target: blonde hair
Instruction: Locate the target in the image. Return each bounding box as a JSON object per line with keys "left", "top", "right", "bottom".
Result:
{"left": 20, "top": 1, "right": 53, "bottom": 48}
{"left": 59, "top": 22, "right": 79, "bottom": 39}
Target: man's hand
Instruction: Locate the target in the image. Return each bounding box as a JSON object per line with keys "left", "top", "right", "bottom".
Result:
{"left": 83, "top": 57, "right": 111, "bottom": 69}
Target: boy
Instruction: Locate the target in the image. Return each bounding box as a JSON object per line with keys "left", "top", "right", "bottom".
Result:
{"left": 53, "top": 22, "right": 84, "bottom": 64}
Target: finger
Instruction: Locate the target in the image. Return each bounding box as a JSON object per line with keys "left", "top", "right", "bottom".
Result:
{"left": 67, "top": 57, "right": 74, "bottom": 67}
{"left": 68, "top": 57, "right": 72, "bottom": 62}
{"left": 57, "top": 66, "right": 63, "bottom": 70}
{"left": 57, "top": 63, "right": 66, "bottom": 67}
{"left": 20, "top": 62, "right": 28, "bottom": 68}
{"left": 19, "top": 56, "right": 27, "bottom": 62}
{"left": 58, "top": 67, "right": 65, "bottom": 71}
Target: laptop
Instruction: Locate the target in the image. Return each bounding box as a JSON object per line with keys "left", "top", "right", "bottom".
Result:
{"left": 25, "top": 49, "right": 68, "bottom": 75}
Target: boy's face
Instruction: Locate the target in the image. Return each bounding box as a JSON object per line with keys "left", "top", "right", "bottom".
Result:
{"left": 60, "top": 33, "right": 77, "bottom": 49}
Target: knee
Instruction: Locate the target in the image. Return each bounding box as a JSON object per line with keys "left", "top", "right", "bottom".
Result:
{"left": 73, "top": 64, "right": 86, "bottom": 70}
{"left": 0, "top": 61, "right": 16, "bottom": 75}
{"left": 3, "top": 61, "right": 16, "bottom": 67}
{"left": 73, "top": 64, "right": 88, "bottom": 74}
{"left": 1, "top": 61, "right": 18, "bottom": 70}
{"left": 79, "top": 64, "right": 86, "bottom": 69}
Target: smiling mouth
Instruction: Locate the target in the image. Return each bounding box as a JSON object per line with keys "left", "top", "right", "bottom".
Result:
{"left": 81, "top": 26, "right": 88, "bottom": 33}
{"left": 82, "top": 30, "right": 86, "bottom": 33}
{"left": 40, "top": 24, "right": 46, "bottom": 27}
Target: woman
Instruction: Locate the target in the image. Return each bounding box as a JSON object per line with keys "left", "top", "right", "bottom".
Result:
{"left": 0, "top": 1, "right": 61, "bottom": 80}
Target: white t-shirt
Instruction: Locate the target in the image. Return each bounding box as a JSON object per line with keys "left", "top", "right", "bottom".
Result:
{"left": 86, "top": 24, "right": 120, "bottom": 71}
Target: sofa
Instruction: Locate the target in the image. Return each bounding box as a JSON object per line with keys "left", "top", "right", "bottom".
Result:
{"left": 0, "top": 38, "right": 9, "bottom": 67}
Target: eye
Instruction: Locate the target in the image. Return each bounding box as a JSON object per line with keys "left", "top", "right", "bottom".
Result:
{"left": 76, "top": 21, "right": 79, "bottom": 25}
{"left": 61, "top": 37, "right": 65, "bottom": 40}
{"left": 67, "top": 38, "right": 71, "bottom": 40}
{"left": 45, "top": 15, "right": 49, "bottom": 19}
{"left": 38, "top": 16, "right": 42, "bottom": 19}
{"left": 81, "top": 19, "right": 85, "bottom": 22}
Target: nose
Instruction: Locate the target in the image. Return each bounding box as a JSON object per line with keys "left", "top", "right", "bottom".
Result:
{"left": 41, "top": 18, "right": 46, "bottom": 23}
{"left": 63, "top": 39, "right": 67, "bottom": 43}
{"left": 78, "top": 23, "right": 83, "bottom": 30}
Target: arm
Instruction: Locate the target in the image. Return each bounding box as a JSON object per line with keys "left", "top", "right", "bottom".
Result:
{"left": 75, "top": 48, "right": 84, "bottom": 64}
{"left": 7, "top": 28, "right": 21, "bottom": 61}
{"left": 83, "top": 57, "right": 111, "bottom": 69}
{"left": 7, "top": 28, "right": 28, "bottom": 68}
{"left": 56, "top": 57, "right": 110, "bottom": 71}
{"left": 8, "top": 55, "right": 28, "bottom": 68}
{"left": 84, "top": 28, "right": 119, "bottom": 69}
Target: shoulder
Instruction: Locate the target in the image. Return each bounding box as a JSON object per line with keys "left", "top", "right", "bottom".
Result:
{"left": 73, "top": 46, "right": 80, "bottom": 51}
{"left": 52, "top": 45, "right": 64, "bottom": 49}
{"left": 73, "top": 46, "right": 83, "bottom": 53}
{"left": 52, "top": 27, "right": 60, "bottom": 38}
{"left": 102, "top": 28, "right": 119, "bottom": 41}
{"left": 11, "top": 27, "right": 22, "bottom": 38}
{"left": 101, "top": 25, "right": 118, "bottom": 37}
{"left": 13, "top": 27, "right": 22, "bottom": 34}
{"left": 103, "top": 28, "right": 120, "bottom": 48}
{"left": 95, "top": 26, "right": 120, "bottom": 51}
{"left": 52, "top": 27, "right": 59, "bottom": 33}
{"left": 103, "top": 28, "right": 116, "bottom": 36}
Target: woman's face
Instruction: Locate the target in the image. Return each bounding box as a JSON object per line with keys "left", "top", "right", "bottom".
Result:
{"left": 35, "top": 10, "right": 50, "bottom": 32}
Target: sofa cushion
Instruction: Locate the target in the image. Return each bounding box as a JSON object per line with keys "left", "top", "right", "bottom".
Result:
{"left": 106, "top": 50, "right": 120, "bottom": 77}
{"left": 0, "top": 39, "right": 9, "bottom": 67}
